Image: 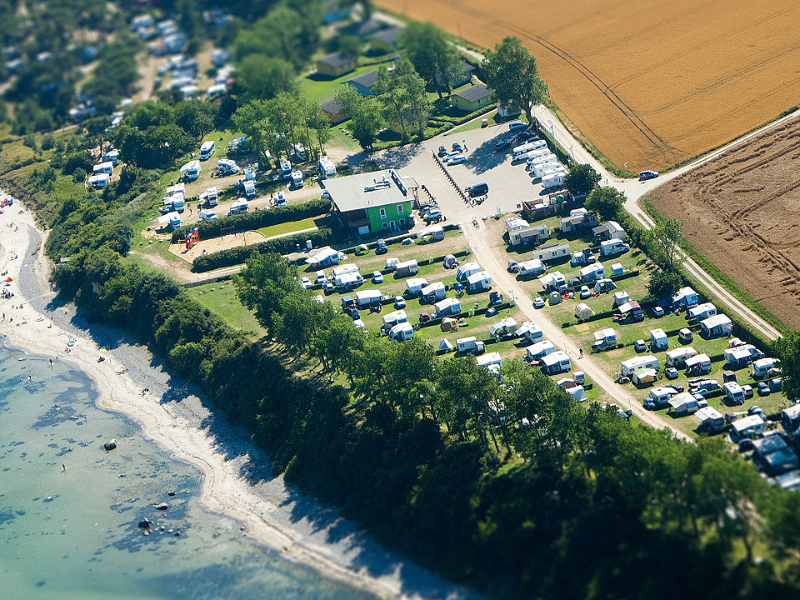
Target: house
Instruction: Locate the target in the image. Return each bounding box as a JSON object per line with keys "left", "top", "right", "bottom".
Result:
{"left": 505, "top": 218, "right": 550, "bottom": 246}
{"left": 319, "top": 98, "right": 347, "bottom": 123}
{"left": 451, "top": 84, "right": 491, "bottom": 112}
{"left": 343, "top": 17, "right": 384, "bottom": 39}
{"left": 592, "top": 220, "right": 627, "bottom": 242}
{"left": 454, "top": 61, "right": 476, "bottom": 87}
{"left": 325, "top": 169, "right": 413, "bottom": 234}
{"left": 367, "top": 27, "right": 401, "bottom": 53}
{"left": 345, "top": 70, "right": 379, "bottom": 96}
{"left": 316, "top": 52, "right": 357, "bottom": 77}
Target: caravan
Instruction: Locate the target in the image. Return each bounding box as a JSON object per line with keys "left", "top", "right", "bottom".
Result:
{"left": 685, "top": 353, "right": 712, "bottom": 375}
{"left": 457, "top": 337, "right": 485, "bottom": 355}
{"left": 305, "top": 247, "right": 345, "bottom": 269}
{"left": 434, "top": 298, "right": 462, "bottom": 318}
{"left": 695, "top": 406, "right": 725, "bottom": 433}
{"left": 668, "top": 392, "right": 699, "bottom": 417}
{"left": 539, "top": 271, "right": 566, "bottom": 293}
{"left": 394, "top": 260, "right": 420, "bottom": 278}
{"left": 579, "top": 263, "right": 605, "bottom": 283}
{"left": 93, "top": 161, "right": 114, "bottom": 175}
{"left": 466, "top": 271, "right": 492, "bottom": 293}
{"left": 533, "top": 243, "right": 571, "bottom": 264}
{"left": 665, "top": 347, "right": 699, "bottom": 368}
{"left": 527, "top": 341, "right": 557, "bottom": 362}
{"left": 700, "top": 314, "right": 733, "bottom": 338}
{"left": 650, "top": 329, "right": 669, "bottom": 351}
{"left": 456, "top": 262, "right": 481, "bottom": 283}
{"left": 382, "top": 310, "right": 408, "bottom": 333}
{"left": 688, "top": 302, "right": 717, "bottom": 322}
{"left": 405, "top": 277, "right": 429, "bottom": 297}
{"left": 592, "top": 328, "right": 618, "bottom": 351}
{"left": 724, "top": 344, "right": 763, "bottom": 369}
{"left": 541, "top": 351, "right": 571, "bottom": 375}
{"left": 490, "top": 318, "right": 518, "bottom": 338}
{"left": 620, "top": 356, "right": 659, "bottom": 377}
{"left": 355, "top": 289, "right": 383, "bottom": 309}
{"left": 723, "top": 381, "right": 746, "bottom": 405}
{"left": 752, "top": 358, "right": 780, "bottom": 379}
{"left": 388, "top": 322, "right": 414, "bottom": 342}
{"left": 516, "top": 322, "right": 543, "bottom": 344}
{"left": 516, "top": 259, "right": 546, "bottom": 279}
{"left": 672, "top": 287, "right": 699, "bottom": 310}
{"left": 421, "top": 282, "right": 446, "bottom": 303}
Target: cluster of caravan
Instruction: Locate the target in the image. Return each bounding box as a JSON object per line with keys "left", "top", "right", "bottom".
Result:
{"left": 86, "top": 148, "right": 119, "bottom": 190}
{"left": 509, "top": 139, "right": 569, "bottom": 190}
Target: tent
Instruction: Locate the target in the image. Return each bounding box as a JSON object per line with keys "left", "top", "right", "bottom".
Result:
{"left": 439, "top": 338, "right": 454, "bottom": 351}
{"left": 575, "top": 303, "right": 595, "bottom": 320}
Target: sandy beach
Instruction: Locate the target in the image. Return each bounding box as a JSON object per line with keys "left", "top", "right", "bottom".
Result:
{"left": 0, "top": 203, "right": 481, "bottom": 600}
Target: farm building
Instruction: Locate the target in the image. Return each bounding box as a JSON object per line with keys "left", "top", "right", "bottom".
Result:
{"left": 315, "top": 52, "right": 357, "bottom": 77}
{"left": 325, "top": 169, "right": 414, "bottom": 234}
{"left": 345, "top": 70, "right": 379, "bottom": 96}
{"left": 451, "top": 84, "right": 491, "bottom": 111}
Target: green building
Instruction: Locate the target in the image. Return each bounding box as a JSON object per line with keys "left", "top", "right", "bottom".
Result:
{"left": 324, "top": 169, "right": 416, "bottom": 235}
{"left": 451, "top": 84, "right": 492, "bottom": 112}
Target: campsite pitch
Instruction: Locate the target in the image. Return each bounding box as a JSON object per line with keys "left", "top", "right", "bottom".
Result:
{"left": 169, "top": 230, "right": 268, "bottom": 264}
{"left": 381, "top": 0, "right": 800, "bottom": 172}
{"left": 648, "top": 118, "right": 800, "bottom": 330}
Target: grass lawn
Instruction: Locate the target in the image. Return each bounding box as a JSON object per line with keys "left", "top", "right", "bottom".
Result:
{"left": 258, "top": 215, "right": 329, "bottom": 238}
{"left": 450, "top": 110, "right": 501, "bottom": 135}
{"left": 300, "top": 64, "right": 380, "bottom": 104}
{"left": 185, "top": 281, "right": 264, "bottom": 334}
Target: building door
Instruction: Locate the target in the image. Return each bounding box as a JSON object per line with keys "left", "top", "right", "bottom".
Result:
{"left": 389, "top": 221, "right": 397, "bottom": 231}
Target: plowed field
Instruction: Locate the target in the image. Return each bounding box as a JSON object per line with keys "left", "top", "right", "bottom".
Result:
{"left": 381, "top": 0, "right": 800, "bottom": 172}
{"left": 648, "top": 118, "right": 800, "bottom": 329}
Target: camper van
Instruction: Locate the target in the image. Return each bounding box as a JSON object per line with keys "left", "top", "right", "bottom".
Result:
{"left": 490, "top": 318, "right": 518, "bottom": 338}
{"left": 388, "top": 322, "right": 414, "bottom": 342}
{"left": 685, "top": 353, "right": 712, "bottom": 376}
{"left": 243, "top": 180, "right": 256, "bottom": 199}
{"left": 180, "top": 160, "right": 200, "bottom": 181}
{"left": 434, "top": 298, "right": 462, "bottom": 318}
{"left": 456, "top": 262, "right": 481, "bottom": 283}
{"left": 527, "top": 341, "right": 557, "bottom": 362}
{"left": 667, "top": 392, "right": 699, "bottom": 417}
{"left": 695, "top": 406, "right": 725, "bottom": 433}
{"left": 539, "top": 271, "right": 566, "bottom": 293}
{"left": 599, "top": 239, "right": 630, "bottom": 257}
{"left": 200, "top": 187, "right": 218, "bottom": 207}
{"left": 645, "top": 386, "right": 679, "bottom": 410}
{"left": 752, "top": 358, "right": 780, "bottom": 379}
{"left": 355, "top": 289, "right": 383, "bottom": 309}
{"left": 199, "top": 209, "right": 217, "bottom": 221}
{"left": 199, "top": 141, "right": 215, "bottom": 160}
{"left": 650, "top": 329, "right": 669, "bottom": 351}
{"left": 516, "top": 322, "right": 543, "bottom": 344}
{"left": 291, "top": 171, "right": 303, "bottom": 188}
{"left": 457, "top": 337, "right": 485, "bottom": 355}
{"left": 672, "top": 287, "right": 699, "bottom": 310}
{"left": 665, "top": 347, "right": 699, "bottom": 368}
{"left": 228, "top": 198, "right": 249, "bottom": 215}
{"left": 533, "top": 243, "right": 571, "bottom": 264}
{"left": 541, "top": 351, "right": 571, "bottom": 375}
{"left": 593, "top": 328, "right": 618, "bottom": 351}
{"left": 404, "top": 277, "right": 429, "bottom": 297}
{"left": 724, "top": 381, "right": 746, "bottom": 405}
{"left": 318, "top": 157, "right": 337, "bottom": 179}
{"left": 620, "top": 356, "right": 659, "bottom": 377}
{"left": 280, "top": 159, "right": 292, "bottom": 179}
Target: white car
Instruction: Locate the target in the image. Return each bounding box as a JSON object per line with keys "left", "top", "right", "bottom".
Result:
{"left": 446, "top": 154, "right": 466, "bottom": 165}
{"left": 300, "top": 277, "right": 312, "bottom": 289}
{"left": 315, "top": 271, "right": 326, "bottom": 285}
{"left": 372, "top": 271, "right": 384, "bottom": 284}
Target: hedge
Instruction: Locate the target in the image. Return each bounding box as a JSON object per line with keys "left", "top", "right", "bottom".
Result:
{"left": 191, "top": 228, "right": 337, "bottom": 272}
{"left": 171, "top": 198, "right": 331, "bottom": 243}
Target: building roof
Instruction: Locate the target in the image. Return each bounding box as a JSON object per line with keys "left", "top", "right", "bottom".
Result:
{"left": 368, "top": 27, "right": 401, "bottom": 46}
{"left": 319, "top": 98, "right": 343, "bottom": 115}
{"left": 345, "top": 17, "right": 384, "bottom": 38}
{"left": 317, "top": 51, "right": 357, "bottom": 69}
{"left": 346, "top": 69, "right": 378, "bottom": 90}
{"left": 452, "top": 84, "right": 491, "bottom": 103}
{"left": 325, "top": 169, "right": 411, "bottom": 213}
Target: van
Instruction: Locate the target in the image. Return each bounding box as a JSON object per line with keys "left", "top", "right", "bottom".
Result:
{"left": 724, "top": 381, "right": 746, "bottom": 405}
{"left": 466, "top": 182, "right": 488, "bottom": 197}
{"left": 599, "top": 239, "right": 630, "bottom": 257}
{"left": 199, "top": 209, "right": 217, "bottom": 221}
{"left": 199, "top": 141, "right": 215, "bottom": 160}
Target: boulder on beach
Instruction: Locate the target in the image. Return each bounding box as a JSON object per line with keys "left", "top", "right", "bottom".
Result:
{"left": 153, "top": 502, "right": 169, "bottom": 511}
{"left": 103, "top": 439, "right": 117, "bottom": 451}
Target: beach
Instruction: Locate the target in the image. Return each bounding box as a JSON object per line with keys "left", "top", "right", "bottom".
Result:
{"left": 0, "top": 203, "right": 481, "bottom": 600}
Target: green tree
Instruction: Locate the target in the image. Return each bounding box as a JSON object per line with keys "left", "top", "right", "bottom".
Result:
{"left": 585, "top": 187, "right": 626, "bottom": 221}
{"left": 233, "top": 252, "right": 297, "bottom": 334}
{"left": 647, "top": 268, "right": 683, "bottom": 301}
{"left": 400, "top": 22, "right": 463, "bottom": 99}
{"left": 174, "top": 100, "right": 218, "bottom": 139}
{"left": 335, "top": 85, "right": 384, "bottom": 149}
{"left": 233, "top": 55, "right": 296, "bottom": 102}
{"left": 644, "top": 219, "right": 683, "bottom": 271}
{"left": 563, "top": 163, "right": 601, "bottom": 196}
{"left": 482, "top": 36, "right": 547, "bottom": 126}
{"left": 374, "top": 59, "right": 430, "bottom": 141}
{"left": 313, "top": 312, "right": 365, "bottom": 373}
{"left": 232, "top": 100, "right": 276, "bottom": 164}
{"left": 773, "top": 330, "right": 800, "bottom": 401}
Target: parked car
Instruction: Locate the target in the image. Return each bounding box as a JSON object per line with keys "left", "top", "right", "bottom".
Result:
{"left": 494, "top": 140, "right": 511, "bottom": 152}
{"left": 446, "top": 154, "right": 466, "bottom": 165}
{"left": 639, "top": 170, "right": 659, "bottom": 181}
{"left": 315, "top": 271, "right": 326, "bottom": 285}
{"left": 437, "top": 146, "right": 448, "bottom": 157}
{"left": 665, "top": 367, "right": 679, "bottom": 380}
{"left": 466, "top": 183, "right": 488, "bottom": 197}
{"left": 394, "top": 296, "right": 406, "bottom": 309}
{"left": 424, "top": 209, "right": 442, "bottom": 223}
{"left": 508, "top": 121, "right": 527, "bottom": 130}
{"left": 372, "top": 271, "right": 383, "bottom": 284}
{"left": 748, "top": 405, "right": 767, "bottom": 419}
{"left": 375, "top": 239, "right": 387, "bottom": 254}
{"left": 757, "top": 382, "right": 771, "bottom": 396}
{"left": 634, "top": 339, "right": 647, "bottom": 352}
{"left": 533, "top": 297, "right": 545, "bottom": 309}
{"left": 451, "top": 142, "right": 463, "bottom": 153}
{"left": 516, "top": 131, "right": 537, "bottom": 142}
{"left": 300, "top": 277, "right": 312, "bottom": 289}
{"left": 652, "top": 306, "right": 665, "bottom": 318}
{"left": 579, "top": 286, "right": 591, "bottom": 299}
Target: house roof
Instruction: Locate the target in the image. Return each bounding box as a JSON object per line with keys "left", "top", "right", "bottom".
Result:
{"left": 346, "top": 69, "right": 378, "bottom": 90}
{"left": 319, "top": 98, "right": 343, "bottom": 115}
{"left": 317, "top": 51, "right": 356, "bottom": 69}
{"left": 345, "top": 17, "right": 383, "bottom": 38}
{"left": 368, "top": 27, "right": 401, "bottom": 46}
{"left": 324, "top": 170, "right": 410, "bottom": 213}
{"left": 452, "top": 84, "right": 490, "bottom": 103}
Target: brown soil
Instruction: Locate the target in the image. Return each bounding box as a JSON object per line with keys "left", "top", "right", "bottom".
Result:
{"left": 169, "top": 230, "right": 268, "bottom": 264}
{"left": 382, "top": 0, "right": 800, "bottom": 172}
{"left": 648, "top": 118, "right": 800, "bottom": 329}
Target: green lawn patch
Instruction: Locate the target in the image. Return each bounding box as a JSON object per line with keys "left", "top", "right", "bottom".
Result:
{"left": 258, "top": 215, "right": 329, "bottom": 238}
{"left": 185, "top": 281, "right": 264, "bottom": 334}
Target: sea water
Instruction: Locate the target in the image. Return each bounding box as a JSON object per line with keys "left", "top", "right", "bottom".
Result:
{"left": 0, "top": 344, "right": 374, "bottom": 600}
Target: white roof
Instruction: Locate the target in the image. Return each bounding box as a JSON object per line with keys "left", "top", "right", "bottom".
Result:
{"left": 333, "top": 264, "right": 359, "bottom": 277}
{"left": 355, "top": 289, "right": 382, "bottom": 300}
{"left": 518, "top": 259, "right": 544, "bottom": 270}
{"left": 689, "top": 302, "right": 717, "bottom": 316}
{"left": 594, "top": 328, "right": 616, "bottom": 341}
{"left": 527, "top": 341, "right": 556, "bottom": 357}
{"left": 695, "top": 406, "right": 723, "bottom": 421}
{"left": 405, "top": 277, "right": 429, "bottom": 289}
{"left": 466, "top": 271, "right": 491, "bottom": 284}
{"left": 673, "top": 286, "right": 697, "bottom": 300}
{"left": 435, "top": 298, "right": 461, "bottom": 310}
{"left": 732, "top": 414, "right": 765, "bottom": 433}
{"left": 723, "top": 381, "right": 743, "bottom": 392}
{"left": 390, "top": 322, "right": 413, "bottom": 334}
{"left": 701, "top": 314, "right": 732, "bottom": 329}
{"left": 541, "top": 351, "right": 570, "bottom": 367}
{"left": 180, "top": 159, "right": 200, "bottom": 172}
{"left": 421, "top": 282, "right": 445, "bottom": 294}
{"left": 87, "top": 173, "right": 109, "bottom": 183}
{"left": 305, "top": 247, "right": 340, "bottom": 264}
{"left": 668, "top": 392, "right": 697, "bottom": 409}
{"left": 650, "top": 328, "right": 667, "bottom": 339}
{"left": 323, "top": 170, "right": 409, "bottom": 212}
{"left": 667, "top": 346, "right": 698, "bottom": 359}
{"left": 621, "top": 355, "right": 658, "bottom": 369}
{"left": 685, "top": 353, "right": 711, "bottom": 366}
{"left": 476, "top": 352, "right": 502, "bottom": 367}
{"left": 382, "top": 309, "right": 407, "bottom": 324}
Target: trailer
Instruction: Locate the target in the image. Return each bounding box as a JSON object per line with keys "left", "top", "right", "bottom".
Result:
{"left": 668, "top": 392, "right": 699, "bottom": 417}
{"left": 539, "top": 271, "right": 566, "bottom": 292}
{"left": 700, "top": 314, "right": 733, "bottom": 338}
{"left": 516, "top": 321, "right": 543, "bottom": 344}
{"left": 516, "top": 259, "right": 546, "bottom": 279}
{"left": 476, "top": 352, "right": 503, "bottom": 371}
{"left": 456, "top": 262, "right": 481, "bottom": 283}
{"left": 685, "top": 353, "right": 712, "bottom": 375}
{"left": 394, "top": 259, "right": 420, "bottom": 277}
{"left": 382, "top": 309, "right": 408, "bottom": 332}
{"left": 541, "top": 351, "right": 571, "bottom": 375}
{"left": 334, "top": 272, "right": 364, "bottom": 289}
{"left": 542, "top": 171, "right": 567, "bottom": 190}
{"left": 434, "top": 298, "right": 462, "bottom": 318}
{"left": 695, "top": 406, "right": 725, "bottom": 432}
{"left": 579, "top": 263, "right": 606, "bottom": 283}
{"left": 527, "top": 341, "right": 557, "bottom": 362}
{"left": 199, "top": 187, "right": 218, "bottom": 207}
{"left": 723, "top": 381, "right": 746, "bottom": 405}
{"left": 306, "top": 247, "right": 345, "bottom": 269}
{"left": 512, "top": 139, "right": 546, "bottom": 157}
{"left": 180, "top": 159, "right": 200, "bottom": 181}
{"left": 466, "top": 271, "right": 492, "bottom": 293}
{"left": 672, "top": 286, "right": 699, "bottom": 310}
{"left": 490, "top": 318, "right": 518, "bottom": 338}
{"left": 731, "top": 415, "right": 766, "bottom": 440}
{"left": 388, "top": 322, "right": 414, "bottom": 342}
{"left": 421, "top": 282, "right": 446, "bottom": 303}
{"left": 456, "top": 336, "right": 485, "bottom": 355}
{"left": 645, "top": 386, "right": 680, "bottom": 410}
{"left": 404, "top": 277, "right": 429, "bottom": 297}
{"left": 532, "top": 243, "right": 571, "bottom": 264}
{"left": 355, "top": 289, "right": 383, "bottom": 309}
{"left": 228, "top": 198, "right": 249, "bottom": 215}
{"left": 620, "top": 355, "right": 659, "bottom": 377}
{"left": 665, "top": 347, "right": 699, "bottom": 368}
{"left": 593, "top": 328, "right": 618, "bottom": 351}
{"left": 688, "top": 302, "right": 717, "bottom": 322}
{"left": 752, "top": 358, "right": 780, "bottom": 379}
{"left": 650, "top": 329, "right": 669, "bottom": 351}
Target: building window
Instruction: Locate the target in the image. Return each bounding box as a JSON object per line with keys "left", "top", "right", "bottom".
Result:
{"left": 397, "top": 204, "right": 404, "bottom": 215}
{"left": 379, "top": 208, "right": 387, "bottom": 219}
{"left": 382, "top": 222, "right": 389, "bottom": 230}
{"left": 399, "top": 218, "right": 405, "bottom": 228}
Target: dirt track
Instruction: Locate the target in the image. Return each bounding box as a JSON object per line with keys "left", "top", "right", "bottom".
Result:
{"left": 381, "top": 0, "right": 800, "bottom": 172}
{"left": 648, "top": 118, "right": 800, "bottom": 329}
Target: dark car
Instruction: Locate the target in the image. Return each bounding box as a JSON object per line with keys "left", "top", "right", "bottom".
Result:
{"left": 639, "top": 170, "right": 659, "bottom": 181}
{"left": 452, "top": 142, "right": 463, "bottom": 153}
{"left": 375, "top": 239, "right": 387, "bottom": 255}
{"left": 516, "top": 131, "right": 537, "bottom": 142}
{"left": 494, "top": 140, "right": 512, "bottom": 152}
{"left": 437, "top": 146, "right": 448, "bottom": 157}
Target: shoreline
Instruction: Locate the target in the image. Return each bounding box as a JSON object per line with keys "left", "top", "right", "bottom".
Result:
{"left": 0, "top": 204, "right": 481, "bottom": 600}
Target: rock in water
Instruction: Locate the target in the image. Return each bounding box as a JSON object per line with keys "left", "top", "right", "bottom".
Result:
{"left": 153, "top": 502, "right": 168, "bottom": 511}
{"left": 167, "top": 490, "right": 176, "bottom": 497}
{"left": 103, "top": 439, "right": 117, "bottom": 451}
{"left": 138, "top": 518, "right": 151, "bottom": 529}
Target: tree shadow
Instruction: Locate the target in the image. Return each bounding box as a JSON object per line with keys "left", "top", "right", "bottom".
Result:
{"left": 465, "top": 133, "right": 512, "bottom": 175}
{"left": 378, "top": 143, "right": 426, "bottom": 170}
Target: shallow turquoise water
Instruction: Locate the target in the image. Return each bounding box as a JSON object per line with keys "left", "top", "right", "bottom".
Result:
{"left": 0, "top": 345, "right": 374, "bottom": 600}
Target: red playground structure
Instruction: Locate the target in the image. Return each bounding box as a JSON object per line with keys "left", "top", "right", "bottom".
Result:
{"left": 184, "top": 228, "right": 199, "bottom": 250}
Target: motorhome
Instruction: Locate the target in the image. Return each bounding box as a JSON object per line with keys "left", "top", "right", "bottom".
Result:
{"left": 180, "top": 160, "right": 200, "bottom": 181}
{"left": 388, "top": 322, "right": 414, "bottom": 342}
{"left": 434, "top": 298, "right": 462, "bottom": 318}
{"left": 457, "top": 337, "right": 485, "bottom": 355}
{"left": 199, "top": 141, "right": 215, "bottom": 160}
{"left": 599, "top": 239, "right": 630, "bottom": 257}
{"left": 243, "top": 180, "right": 256, "bottom": 199}
{"left": 405, "top": 277, "right": 429, "bottom": 297}
{"left": 199, "top": 209, "right": 217, "bottom": 221}
{"left": 228, "top": 198, "right": 249, "bottom": 215}
{"left": 291, "top": 171, "right": 303, "bottom": 188}
{"left": 318, "top": 157, "right": 336, "bottom": 179}
{"left": 650, "top": 329, "right": 669, "bottom": 351}
{"left": 527, "top": 341, "right": 557, "bottom": 362}
{"left": 199, "top": 187, "right": 218, "bottom": 207}
{"left": 665, "top": 347, "right": 699, "bottom": 368}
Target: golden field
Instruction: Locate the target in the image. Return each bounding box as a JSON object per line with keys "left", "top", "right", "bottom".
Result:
{"left": 379, "top": 0, "right": 800, "bottom": 171}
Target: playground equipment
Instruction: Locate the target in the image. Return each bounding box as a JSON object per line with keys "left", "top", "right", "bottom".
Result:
{"left": 184, "top": 228, "right": 199, "bottom": 250}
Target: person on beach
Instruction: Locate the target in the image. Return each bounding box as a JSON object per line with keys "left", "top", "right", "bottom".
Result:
{"left": 62, "top": 464, "right": 66, "bottom": 472}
